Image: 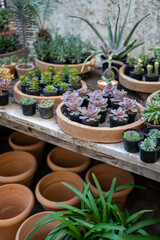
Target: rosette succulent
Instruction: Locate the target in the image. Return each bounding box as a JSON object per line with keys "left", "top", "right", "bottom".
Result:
{"left": 41, "top": 71, "right": 51, "bottom": 84}
{"left": 89, "top": 93, "right": 108, "bottom": 111}
{"left": 80, "top": 104, "right": 101, "bottom": 121}
{"left": 64, "top": 97, "right": 84, "bottom": 115}
{"left": 20, "top": 75, "right": 29, "bottom": 86}
{"left": 62, "top": 90, "right": 79, "bottom": 101}
{"left": 119, "top": 98, "right": 137, "bottom": 113}
{"left": 140, "top": 137, "right": 157, "bottom": 151}
{"left": 143, "top": 101, "right": 160, "bottom": 125}
{"left": 148, "top": 129, "right": 160, "bottom": 139}
{"left": 102, "top": 83, "right": 117, "bottom": 97}
{"left": 111, "top": 89, "right": 127, "bottom": 103}
{"left": 109, "top": 107, "right": 128, "bottom": 121}
{"left": 48, "top": 66, "right": 57, "bottom": 76}
{"left": 0, "top": 79, "right": 12, "bottom": 95}
{"left": 77, "top": 87, "right": 89, "bottom": 97}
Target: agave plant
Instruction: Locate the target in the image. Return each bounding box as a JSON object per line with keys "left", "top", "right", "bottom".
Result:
{"left": 119, "top": 98, "right": 137, "bottom": 113}
{"left": 80, "top": 103, "right": 101, "bottom": 121}
{"left": 110, "top": 107, "right": 128, "bottom": 121}
{"left": 62, "top": 90, "right": 79, "bottom": 101}
{"left": 111, "top": 89, "right": 127, "bottom": 103}
{"left": 28, "top": 174, "right": 160, "bottom": 240}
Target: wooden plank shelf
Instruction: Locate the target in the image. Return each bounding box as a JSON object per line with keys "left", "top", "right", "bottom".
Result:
{"left": 0, "top": 102, "right": 160, "bottom": 182}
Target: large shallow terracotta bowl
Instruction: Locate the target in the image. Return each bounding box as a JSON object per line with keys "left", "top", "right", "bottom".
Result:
{"left": 119, "top": 66, "right": 160, "bottom": 99}
{"left": 0, "top": 49, "right": 24, "bottom": 58}
{"left": 146, "top": 90, "right": 160, "bottom": 104}
{"left": 35, "top": 58, "right": 95, "bottom": 75}
{"left": 14, "top": 80, "right": 87, "bottom": 109}
{"left": 56, "top": 101, "right": 145, "bottom": 143}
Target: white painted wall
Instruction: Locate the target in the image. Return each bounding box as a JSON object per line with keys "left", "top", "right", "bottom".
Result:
{"left": 44, "top": 0, "right": 160, "bottom": 65}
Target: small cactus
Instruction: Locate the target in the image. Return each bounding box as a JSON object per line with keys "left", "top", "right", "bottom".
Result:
{"left": 127, "top": 54, "right": 137, "bottom": 67}
{"left": 154, "top": 62, "right": 159, "bottom": 75}
{"left": 147, "top": 64, "right": 153, "bottom": 76}
{"left": 134, "top": 58, "right": 144, "bottom": 74}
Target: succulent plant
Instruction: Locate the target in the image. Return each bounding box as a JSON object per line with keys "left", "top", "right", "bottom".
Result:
{"left": 140, "top": 137, "right": 157, "bottom": 151}
{"left": 80, "top": 103, "right": 101, "bottom": 121}
{"left": 109, "top": 107, "right": 128, "bottom": 121}
{"left": 0, "top": 67, "right": 14, "bottom": 80}
{"left": 64, "top": 97, "right": 84, "bottom": 114}
{"left": 27, "top": 70, "right": 35, "bottom": 80}
{"left": 63, "top": 65, "right": 70, "bottom": 78}
{"left": 101, "top": 75, "right": 114, "bottom": 84}
{"left": 143, "top": 101, "right": 160, "bottom": 125}
{"left": 60, "top": 82, "right": 69, "bottom": 91}
{"left": 20, "top": 75, "right": 30, "bottom": 86}
{"left": 119, "top": 98, "right": 137, "bottom": 113}
{"left": 69, "top": 68, "right": 78, "bottom": 76}
{"left": 69, "top": 75, "right": 79, "bottom": 87}
{"left": 153, "top": 93, "right": 160, "bottom": 102}
{"left": 139, "top": 46, "right": 150, "bottom": 66}
{"left": 34, "top": 68, "right": 42, "bottom": 78}
{"left": 48, "top": 66, "right": 57, "bottom": 76}
{"left": 89, "top": 94, "right": 108, "bottom": 111}
{"left": 57, "top": 71, "right": 64, "bottom": 80}
{"left": 62, "top": 90, "right": 79, "bottom": 101}
{"left": 10, "top": 55, "right": 19, "bottom": 63}
{"left": 0, "top": 79, "right": 12, "bottom": 95}
{"left": 2, "top": 57, "right": 12, "bottom": 65}
{"left": 134, "top": 58, "right": 144, "bottom": 74}
{"left": 123, "top": 130, "right": 141, "bottom": 141}
{"left": 44, "top": 85, "right": 57, "bottom": 92}
{"left": 40, "top": 71, "right": 51, "bottom": 84}
{"left": 88, "top": 90, "right": 102, "bottom": 99}
{"left": 148, "top": 129, "right": 160, "bottom": 139}
{"left": 146, "top": 64, "right": 153, "bottom": 76}
{"left": 52, "top": 74, "right": 63, "bottom": 87}
{"left": 154, "top": 62, "right": 159, "bottom": 75}
{"left": 77, "top": 87, "right": 89, "bottom": 97}
{"left": 111, "top": 89, "right": 127, "bottom": 103}
{"left": 38, "top": 99, "right": 55, "bottom": 108}
{"left": 127, "top": 54, "right": 137, "bottom": 67}
{"left": 29, "top": 78, "right": 39, "bottom": 91}
{"left": 102, "top": 83, "right": 117, "bottom": 97}
{"left": 20, "top": 97, "right": 36, "bottom": 105}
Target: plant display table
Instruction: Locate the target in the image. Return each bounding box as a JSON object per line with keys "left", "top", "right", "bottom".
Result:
{"left": 0, "top": 103, "right": 160, "bottom": 182}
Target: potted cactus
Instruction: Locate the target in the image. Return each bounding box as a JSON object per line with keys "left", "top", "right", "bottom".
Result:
{"left": 38, "top": 99, "right": 55, "bottom": 119}
{"left": 130, "top": 58, "right": 144, "bottom": 80}
{"left": 0, "top": 68, "right": 13, "bottom": 106}
{"left": 139, "top": 137, "right": 159, "bottom": 163}
{"left": 110, "top": 89, "right": 127, "bottom": 109}
{"left": 64, "top": 97, "right": 84, "bottom": 123}
{"left": 20, "top": 97, "right": 36, "bottom": 116}
{"left": 145, "top": 62, "right": 159, "bottom": 82}
{"left": 125, "top": 54, "right": 137, "bottom": 75}
{"left": 109, "top": 107, "right": 128, "bottom": 127}
{"left": 20, "top": 75, "right": 30, "bottom": 93}
{"left": 143, "top": 101, "right": 160, "bottom": 129}
{"left": 119, "top": 98, "right": 138, "bottom": 123}
{"left": 26, "top": 78, "right": 41, "bottom": 96}
{"left": 122, "top": 129, "right": 143, "bottom": 153}
{"left": 43, "top": 85, "right": 58, "bottom": 96}
{"left": 139, "top": 46, "right": 150, "bottom": 73}
{"left": 80, "top": 104, "right": 101, "bottom": 127}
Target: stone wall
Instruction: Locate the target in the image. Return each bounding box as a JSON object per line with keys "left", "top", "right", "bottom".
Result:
{"left": 46, "top": 0, "right": 160, "bottom": 65}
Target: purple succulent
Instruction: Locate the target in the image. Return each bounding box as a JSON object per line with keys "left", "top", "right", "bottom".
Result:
{"left": 62, "top": 90, "right": 79, "bottom": 101}
{"left": 89, "top": 96, "right": 108, "bottom": 109}
{"left": 109, "top": 107, "right": 128, "bottom": 121}
{"left": 64, "top": 97, "right": 83, "bottom": 112}
{"left": 77, "top": 87, "right": 89, "bottom": 97}
{"left": 119, "top": 98, "right": 137, "bottom": 113}
{"left": 0, "top": 79, "right": 11, "bottom": 95}
{"left": 80, "top": 104, "right": 101, "bottom": 121}
{"left": 111, "top": 89, "right": 127, "bottom": 102}
{"left": 102, "top": 83, "right": 117, "bottom": 97}
{"left": 88, "top": 90, "right": 102, "bottom": 99}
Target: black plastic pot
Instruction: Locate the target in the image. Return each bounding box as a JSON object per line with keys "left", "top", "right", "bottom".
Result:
{"left": 111, "top": 100, "right": 120, "bottom": 110}
{"left": 20, "top": 84, "right": 29, "bottom": 94}
{"left": 81, "top": 97, "right": 89, "bottom": 108}
{"left": 122, "top": 129, "right": 143, "bottom": 153}
{"left": 74, "top": 81, "right": 82, "bottom": 90}
{"left": 139, "top": 145, "right": 159, "bottom": 163}
{"left": 21, "top": 103, "right": 36, "bottom": 116}
{"left": 144, "top": 74, "right": 159, "bottom": 82}
{"left": 39, "top": 83, "right": 47, "bottom": 93}
{"left": 99, "top": 109, "right": 107, "bottom": 123}
{"left": 68, "top": 112, "right": 81, "bottom": 123}
{"left": 81, "top": 119, "right": 99, "bottom": 127}
{"left": 59, "top": 89, "right": 66, "bottom": 95}
{"left": 125, "top": 65, "right": 134, "bottom": 76}
{"left": 0, "top": 90, "right": 9, "bottom": 106}
{"left": 109, "top": 116, "right": 128, "bottom": 128}
{"left": 130, "top": 71, "right": 144, "bottom": 81}
{"left": 26, "top": 88, "right": 41, "bottom": 96}
{"left": 43, "top": 88, "right": 58, "bottom": 96}
{"left": 127, "top": 112, "right": 137, "bottom": 124}
{"left": 38, "top": 106, "right": 54, "bottom": 119}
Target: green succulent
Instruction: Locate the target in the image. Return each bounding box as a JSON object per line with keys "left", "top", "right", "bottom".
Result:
{"left": 148, "top": 129, "right": 160, "bottom": 139}
{"left": 29, "top": 78, "right": 39, "bottom": 91}
{"left": 52, "top": 74, "right": 63, "bottom": 87}
{"left": 123, "top": 130, "right": 141, "bottom": 141}
{"left": 146, "top": 64, "right": 153, "bottom": 76}
{"left": 69, "top": 68, "right": 78, "bottom": 76}
{"left": 40, "top": 71, "right": 51, "bottom": 84}
{"left": 10, "top": 55, "right": 19, "bottom": 63}
{"left": 153, "top": 93, "right": 160, "bottom": 102}
{"left": 34, "top": 67, "right": 42, "bottom": 77}
{"left": 44, "top": 85, "right": 56, "bottom": 92}
{"left": 140, "top": 137, "right": 157, "bottom": 151}
{"left": 134, "top": 58, "right": 144, "bottom": 74}
{"left": 101, "top": 75, "right": 113, "bottom": 83}
{"left": 60, "top": 82, "right": 69, "bottom": 91}
{"left": 20, "top": 97, "right": 36, "bottom": 105}
{"left": 38, "top": 99, "right": 55, "bottom": 108}
{"left": 143, "top": 101, "right": 160, "bottom": 125}
{"left": 20, "top": 75, "right": 30, "bottom": 86}
{"left": 154, "top": 62, "right": 159, "bottom": 75}
{"left": 1, "top": 57, "right": 12, "bottom": 65}
{"left": 27, "top": 70, "right": 35, "bottom": 80}
{"left": 63, "top": 65, "right": 70, "bottom": 77}
{"left": 139, "top": 46, "right": 150, "bottom": 66}
{"left": 69, "top": 75, "right": 79, "bottom": 87}
{"left": 127, "top": 54, "right": 137, "bottom": 67}
{"left": 48, "top": 66, "right": 57, "bottom": 75}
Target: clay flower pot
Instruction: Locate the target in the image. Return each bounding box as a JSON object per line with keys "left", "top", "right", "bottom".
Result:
{"left": 0, "top": 183, "right": 34, "bottom": 240}
{"left": 4, "top": 62, "right": 17, "bottom": 75}
{"left": 85, "top": 163, "right": 135, "bottom": 209}
{"left": 16, "top": 211, "right": 60, "bottom": 240}
{"left": 9, "top": 131, "right": 45, "bottom": 166}
{"left": 47, "top": 147, "right": 91, "bottom": 175}
{"left": 35, "top": 171, "right": 84, "bottom": 211}
{"left": 97, "top": 79, "right": 118, "bottom": 91}
{"left": 16, "top": 63, "right": 34, "bottom": 77}
{"left": 0, "top": 151, "right": 37, "bottom": 187}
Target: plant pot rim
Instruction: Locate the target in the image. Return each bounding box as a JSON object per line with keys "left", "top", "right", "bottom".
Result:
{"left": 145, "top": 121, "right": 160, "bottom": 129}
{"left": 119, "top": 65, "right": 160, "bottom": 93}
{"left": 16, "top": 63, "right": 34, "bottom": 71}
{"left": 0, "top": 183, "right": 34, "bottom": 227}
{"left": 35, "top": 171, "right": 83, "bottom": 210}
{"left": 122, "top": 128, "right": 144, "bottom": 143}
{"left": 13, "top": 80, "right": 87, "bottom": 109}
{"left": 0, "top": 48, "right": 25, "bottom": 58}
{"left": 0, "top": 151, "right": 37, "bottom": 183}
{"left": 97, "top": 79, "right": 118, "bottom": 90}
{"left": 146, "top": 90, "right": 160, "bottom": 104}
{"left": 56, "top": 101, "right": 145, "bottom": 143}
{"left": 47, "top": 147, "right": 91, "bottom": 173}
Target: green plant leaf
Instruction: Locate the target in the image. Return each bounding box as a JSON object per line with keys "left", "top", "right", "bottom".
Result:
{"left": 119, "top": 236, "right": 160, "bottom": 240}
{"left": 108, "top": 16, "right": 113, "bottom": 47}
{"left": 126, "top": 210, "right": 153, "bottom": 224}
{"left": 106, "top": 177, "right": 116, "bottom": 218}
{"left": 87, "top": 190, "right": 101, "bottom": 222}
{"left": 137, "top": 229, "right": 149, "bottom": 236}
{"left": 114, "top": 6, "right": 120, "bottom": 43}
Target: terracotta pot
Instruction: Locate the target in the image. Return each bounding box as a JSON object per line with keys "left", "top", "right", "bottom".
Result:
{"left": 97, "top": 79, "right": 118, "bottom": 90}
{"left": 145, "top": 122, "right": 160, "bottom": 130}
{"left": 13, "top": 80, "right": 87, "bottom": 109}
{"left": 16, "top": 211, "right": 60, "bottom": 240}
{"left": 85, "top": 163, "right": 135, "bottom": 209}
{"left": 16, "top": 63, "right": 34, "bottom": 77}
{"left": 35, "top": 58, "right": 95, "bottom": 75}
{"left": 3, "top": 62, "right": 17, "bottom": 75}
{"left": 35, "top": 171, "right": 84, "bottom": 211}
{"left": 0, "top": 49, "right": 24, "bottom": 59}
{"left": 0, "top": 183, "right": 34, "bottom": 240}
{"left": 47, "top": 147, "right": 91, "bottom": 175}
{"left": 0, "top": 151, "right": 37, "bottom": 187}
{"left": 8, "top": 131, "right": 45, "bottom": 166}
{"left": 56, "top": 102, "right": 145, "bottom": 143}
{"left": 146, "top": 90, "right": 160, "bottom": 104}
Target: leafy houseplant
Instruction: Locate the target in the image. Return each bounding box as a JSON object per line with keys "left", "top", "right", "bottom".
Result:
{"left": 26, "top": 78, "right": 41, "bottom": 96}
{"left": 80, "top": 103, "right": 101, "bottom": 127}
{"left": 142, "top": 101, "right": 160, "bottom": 127}
{"left": 130, "top": 58, "right": 144, "bottom": 80}
{"left": 43, "top": 84, "right": 58, "bottom": 96}
{"left": 28, "top": 175, "right": 160, "bottom": 240}
{"left": 109, "top": 107, "right": 128, "bottom": 127}
{"left": 119, "top": 98, "right": 138, "bottom": 123}
{"left": 139, "top": 137, "right": 159, "bottom": 163}
{"left": 20, "top": 97, "right": 36, "bottom": 116}
{"left": 122, "top": 129, "right": 143, "bottom": 153}
{"left": 144, "top": 63, "right": 159, "bottom": 82}
{"left": 38, "top": 99, "right": 55, "bottom": 119}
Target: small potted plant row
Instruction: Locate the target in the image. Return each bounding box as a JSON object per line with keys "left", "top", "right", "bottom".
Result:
{"left": 20, "top": 97, "right": 55, "bottom": 119}
{"left": 62, "top": 84, "right": 139, "bottom": 128}
{"left": 20, "top": 65, "right": 82, "bottom": 96}
{"left": 0, "top": 55, "right": 19, "bottom": 75}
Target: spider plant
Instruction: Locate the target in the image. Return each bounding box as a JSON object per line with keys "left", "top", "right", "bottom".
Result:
{"left": 28, "top": 175, "right": 160, "bottom": 240}
{"left": 70, "top": 0, "right": 149, "bottom": 70}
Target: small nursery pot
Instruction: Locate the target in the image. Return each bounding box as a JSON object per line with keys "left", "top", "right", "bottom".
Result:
{"left": 0, "top": 184, "right": 34, "bottom": 240}
{"left": 16, "top": 63, "right": 34, "bottom": 77}
{"left": 15, "top": 211, "right": 60, "bottom": 240}
{"left": 97, "top": 79, "right": 118, "bottom": 91}
{"left": 43, "top": 88, "right": 58, "bottom": 96}
{"left": 85, "top": 163, "right": 135, "bottom": 209}
{"left": 125, "top": 65, "right": 134, "bottom": 76}
{"left": 122, "top": 129, "right": 144, "bottom": 153}
{"left": 82, "top": 118, "right": 99, "bottom": 127}
{"left": 47, "top": 147, "right": 91, "bottom": 175}
{"left": 109, "top": 116, "right": 128, "bottom": 128}
{"left": 143, "top": 128, "right": 160, "bottom": 140}
{"left": 9, "top": 131, "right": 46, "bottom": 166}
{"left": 145, "top": 121, "right": 160, "bottom": 130}
{"left": 130, "top": 71, "right": 144, "bottom": 81}
{"left": 0, "top": 151, "right": 37, "bottom": 187}
{"left": 144, "top": 74, "right": 159, "bottom": 82}
{"left": 0, "top": 90, "right": 9, "bottom": 106}
{"left": 139, "top": 144, "right": 159, "bottom": 163}
{"left": 127, "top": 111, "right": 137, "bottom": 124}
{"left": 110, "top": 100, "right": 120, "bottom": 110}
{"left": 38, "top": 106, "right": 54, "bottom": 119}
{"left": 21, "top": 102, "right": 36, "bottom": 116}
{"left": 68, "top": 111, "right": 81, "bottom": 123}
{"left": 99, "top": 108, "right": 107, "bottom": 123}
{"left": 26, "top": 87, "right": 41, "bottom": 96}
{"left": 39, "top": 83, "right": 47, "bottom": 93}
{"left": 20, "top": 84, "right": 29, "bottom": 94}
{"left": 35, "top": 171, "right": 84, "bottom": 211}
